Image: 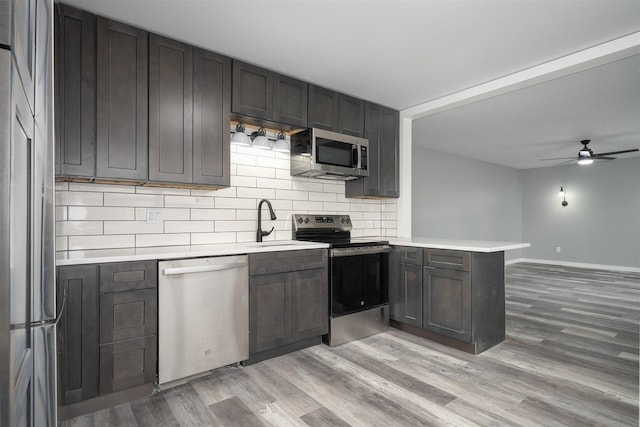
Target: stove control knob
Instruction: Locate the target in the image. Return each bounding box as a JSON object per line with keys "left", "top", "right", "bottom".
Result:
{"left": 304, "top": 217, "right": 309, "bottom": 223}
{"left": 297, "top": 217, "right": 304, "bottom": 224}
{"left": 340, "top": 218, "right": 345, "bottom": 223}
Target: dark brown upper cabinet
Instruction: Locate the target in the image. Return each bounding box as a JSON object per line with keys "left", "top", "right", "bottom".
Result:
{"left": 148, "top": 36, "right": 231, "bottom": 187}
{"left": 308, "top": 84, "right": 365, "bottom": 137}
{"left": 345, "top": 102, "right": 399, "bottom": 198}
{"left": 148, "top": 34, "right": 193, "bottom": 184}
{"left": 96, "top": 17, "right": 148, "bottom": 181}
{"left": 232, "top": 60, "right": 307, "bottom": 129}
{"left": 192, "top": 48, "right": 231, "bottom": 187}
{"left": 54, "top": 4, "right": 96, "bottom": 178}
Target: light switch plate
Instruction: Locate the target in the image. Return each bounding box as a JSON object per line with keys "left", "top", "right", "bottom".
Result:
{"left": 146, "top": 209, "right": 163, "bottom": 224}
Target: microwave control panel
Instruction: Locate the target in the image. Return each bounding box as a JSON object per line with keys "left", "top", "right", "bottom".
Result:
{"left": 360, "top": 146, "right": 367, "bottom": 170}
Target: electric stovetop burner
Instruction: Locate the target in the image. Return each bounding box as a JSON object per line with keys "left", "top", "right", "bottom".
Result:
{"left": 292, "top": 214, "right": 388, "bottom": 248}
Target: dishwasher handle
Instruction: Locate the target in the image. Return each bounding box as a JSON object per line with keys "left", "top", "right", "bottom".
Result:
{"left": 162, "top": 260, "right": 247, "bottom": 276}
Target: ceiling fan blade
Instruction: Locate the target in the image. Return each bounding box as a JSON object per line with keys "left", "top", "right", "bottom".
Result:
{"left": 557, "top": 160, "right": 575, "bottom": 166}
{"left": 594, "top": 148, "right": 639, "bottom": 156}
{"left": 594, "top": 156, "right": 616, "bottom": 160}
{"left": 539, "top": 156, "right": 575, "bottom": 161}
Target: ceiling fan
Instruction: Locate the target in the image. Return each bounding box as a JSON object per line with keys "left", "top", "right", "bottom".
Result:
{"left": 540, "top": 139, "right": 639, "bottom": 165}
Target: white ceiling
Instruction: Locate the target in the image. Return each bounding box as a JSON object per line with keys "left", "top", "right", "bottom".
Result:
{"left": 62, "top": 0, "right": 640, "bottom": 169}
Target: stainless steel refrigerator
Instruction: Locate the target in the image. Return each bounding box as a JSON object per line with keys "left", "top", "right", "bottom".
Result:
{"left": 0, "top": 0, "right": 56, "bottom": 425}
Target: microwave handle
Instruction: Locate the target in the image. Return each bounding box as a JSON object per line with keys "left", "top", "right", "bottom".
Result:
{"left": 352, "top": 145, "right": 358, "bottom": 168}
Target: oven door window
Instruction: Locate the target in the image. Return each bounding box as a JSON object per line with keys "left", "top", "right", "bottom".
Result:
{"left": 331, "top": 253, "right": 388, "bottom": 317}
{"left": 316, "top": 138, "right": 355, "bottom": 168}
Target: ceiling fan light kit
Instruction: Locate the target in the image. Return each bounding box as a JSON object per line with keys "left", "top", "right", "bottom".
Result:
{"left": 540, "top": 139, "right": 639, "bottom": 166}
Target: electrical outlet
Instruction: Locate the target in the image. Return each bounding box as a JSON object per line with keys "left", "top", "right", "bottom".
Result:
{"left": 146, "top": 209, "right": 163, "bottom": 224}
{"left": 556, "top": 246, "right": 561, "bottom": 253}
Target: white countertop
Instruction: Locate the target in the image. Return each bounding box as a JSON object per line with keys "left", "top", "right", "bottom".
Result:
{"left": 56, "top": 240, "right": 329, "bottom": 266}
{"left": 388, "top": 237, "right": 530, "bottom": 252}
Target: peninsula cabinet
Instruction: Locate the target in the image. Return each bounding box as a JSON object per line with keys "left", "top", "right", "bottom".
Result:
{"left": 389, "top": 246, "right": 505, "bottom": 354}
{"left": 232, "top": 60, "right": 308, "bottom": 129}
{"left": 57, "top": 260, "right": 157, "bottom": 408}
{"left": 54, "top": 4, "right": 96, "bottom": 178}
{"left": 308, "top": 84, "right": 365, "bottom": 137}
{"left": 345, "top": 103, "right": 399, "bottom": 198}
{"left": 247, "top": 249, "right": 328, "bottom": 364}
{"left": 96, "top": 17, "right": 148, "bottom": 182}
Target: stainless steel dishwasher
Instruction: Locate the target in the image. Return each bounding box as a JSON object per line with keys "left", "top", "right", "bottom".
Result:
{"left": 158, "top": 255, "right": 248, "bottom": 385}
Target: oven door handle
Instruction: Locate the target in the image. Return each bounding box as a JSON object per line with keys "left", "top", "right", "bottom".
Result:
{"left": 331, "top": 245, "right": 390, "bottom": 257}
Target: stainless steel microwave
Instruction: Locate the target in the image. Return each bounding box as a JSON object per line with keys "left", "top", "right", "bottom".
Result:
{"left": 290, "top": 128, "right": 369, "bottom": 181}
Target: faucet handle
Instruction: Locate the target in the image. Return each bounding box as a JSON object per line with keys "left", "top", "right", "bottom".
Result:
{"left": 261, "top": 227, "right": 274, "bottom": 237}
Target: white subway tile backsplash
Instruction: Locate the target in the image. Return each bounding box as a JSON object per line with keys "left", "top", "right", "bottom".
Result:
{"left": 104, "top": 221, "right": 164, "bottom": 235}
{"left": 214, "top": 197, "right": 256, "bottom": 209}
{"left": 236, "top": 165, "right": 275, "bottom": 179}
{"left": 69, "top": 206, "right": 135, "bottom": 221}
{"left": 55, "top": 147, "right": 397, "bottom": 251}
{"left": 215, "top": 220, "right": 255, "bottom": 232}
{"left": 165, "top": 195, "right": 216, "bottom": 208}
{"left": 56, "top": 191, "right": 103, "bottom": 206}
{"left": 56, "top": 221, "right": 103, "bottom": 236}
{"left": 190, "top": 208, "right": 236, "bottom": 221}
{"left": 190, "top": 232, "right": 236, "bottom": 245}
{"left": 309, "top": 192, "right": 337, "bottom": 202}
{"left": 69, "top": 235, "right": 135, "bottom": 250}
{"left": 230, "top": 175, "right": 257, "bottom": 188}
{"left": 236, "top": 187, "right": 276, "bottom": 199}
{"left": 56, "top": 236, "right": 68, "bottom": 251}
{"left": 256, "top": 178, "right": 291, "bottom": 190}
{"left": 275, "top": 189, "right": 308, "bottom": 201}
{"left": 165, "top": 221, "right": 214, "bottom": 233}
{"left": 135, "top": 208, "right": 190, "bottom": 221}
{"left": 104, "top": 193, "right": 163, "bottom": 207}
{"left": 292, "top": 200, "right": 323, "bottom": 211}
{"left": 136, "top": 233, "right": 190, "bottom": 247}
{"left": 291, "top": 180, "right": 324, "bottom": 192}
{"left": 55, "top": 206, "right": 67, "bottom": 221}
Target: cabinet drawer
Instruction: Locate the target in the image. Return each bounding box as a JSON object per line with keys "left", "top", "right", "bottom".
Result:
{"left": 100, "top": 289, "right": 157, "bottom": 344}
{"left": 424, "top": 249, "right": 471, "bottom": 272}
{"left": 249, "top": 249, "right": 327, "bottom": 276}
{"left": 100, "top": 261, "right": 157, "bottom": 293}
{"left": 398, "top": 246, "right": 423, "bottom": 265}
{"left": 99, "top": 335, "right": 157, "bottom": 394}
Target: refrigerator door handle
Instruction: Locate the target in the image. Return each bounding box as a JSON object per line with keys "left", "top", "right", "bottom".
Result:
{"left": 15, "top": 348, "right": 33, "bottom": 400}
{"left": 55, "top": 286, "right": 66, "bottom": 326}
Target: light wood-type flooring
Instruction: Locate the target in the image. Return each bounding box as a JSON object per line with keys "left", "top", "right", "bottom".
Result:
{"left": 63, "top": 263, "right": 640, "bottom": 426}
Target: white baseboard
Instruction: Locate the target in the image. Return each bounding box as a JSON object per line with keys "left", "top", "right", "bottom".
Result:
{"left": 506, "top": 258, "right": 640, "bottom": 273}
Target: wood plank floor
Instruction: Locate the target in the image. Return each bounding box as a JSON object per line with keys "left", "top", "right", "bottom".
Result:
{"left": 63, "top": 263, "right": 640, "bottom": 426}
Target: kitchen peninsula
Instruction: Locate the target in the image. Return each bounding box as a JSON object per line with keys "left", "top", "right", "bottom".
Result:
{"left": 388, "top": 237, "right": 530, "bottom": 354}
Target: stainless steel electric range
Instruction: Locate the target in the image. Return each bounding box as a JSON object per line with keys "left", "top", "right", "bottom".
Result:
{"left": 292, "top": 214, "right": 390, "bottom": 346}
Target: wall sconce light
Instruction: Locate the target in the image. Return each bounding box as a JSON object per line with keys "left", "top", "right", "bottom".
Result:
{"left": 272, "top": 131, "right": 290, "bottom": 153}
{"left": 231, "top": 123, "right": 251, "bottom": 146}
{"left": 559, "top": 186, "right": 568, "bottom": 207}
{"left": 250, "top": 127, "right": 271, "bottom": 150}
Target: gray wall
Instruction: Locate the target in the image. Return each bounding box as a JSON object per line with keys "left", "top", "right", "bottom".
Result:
{"left": 521, "top": 156, "right": 640, "bottom": 268}
{"left": 412, "top": 146, "right": 523, "bottom": 260}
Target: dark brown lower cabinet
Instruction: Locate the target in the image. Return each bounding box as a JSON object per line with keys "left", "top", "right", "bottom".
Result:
{"left": 249, "top": 268, "right": 328, "bottom": 354}
{"left": 399, "top": 263, "right": 423, "bottom": 327}
{"left": 423, "top": 267, "right": 471, "bottom": 342}
{"left": 57, "top": 265, "right": 100, "bottom": 404}
{"left": 99, "top": 336, "right": 157, "bottom": 394}
{"left": 389, "top": 246, "right": 505, "bottom": 354}
{"left": 57, "top": 260, "right": 158, "bottom": 410}
{"left": 248, "top": 250, "right": 328, "bottom": 363}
